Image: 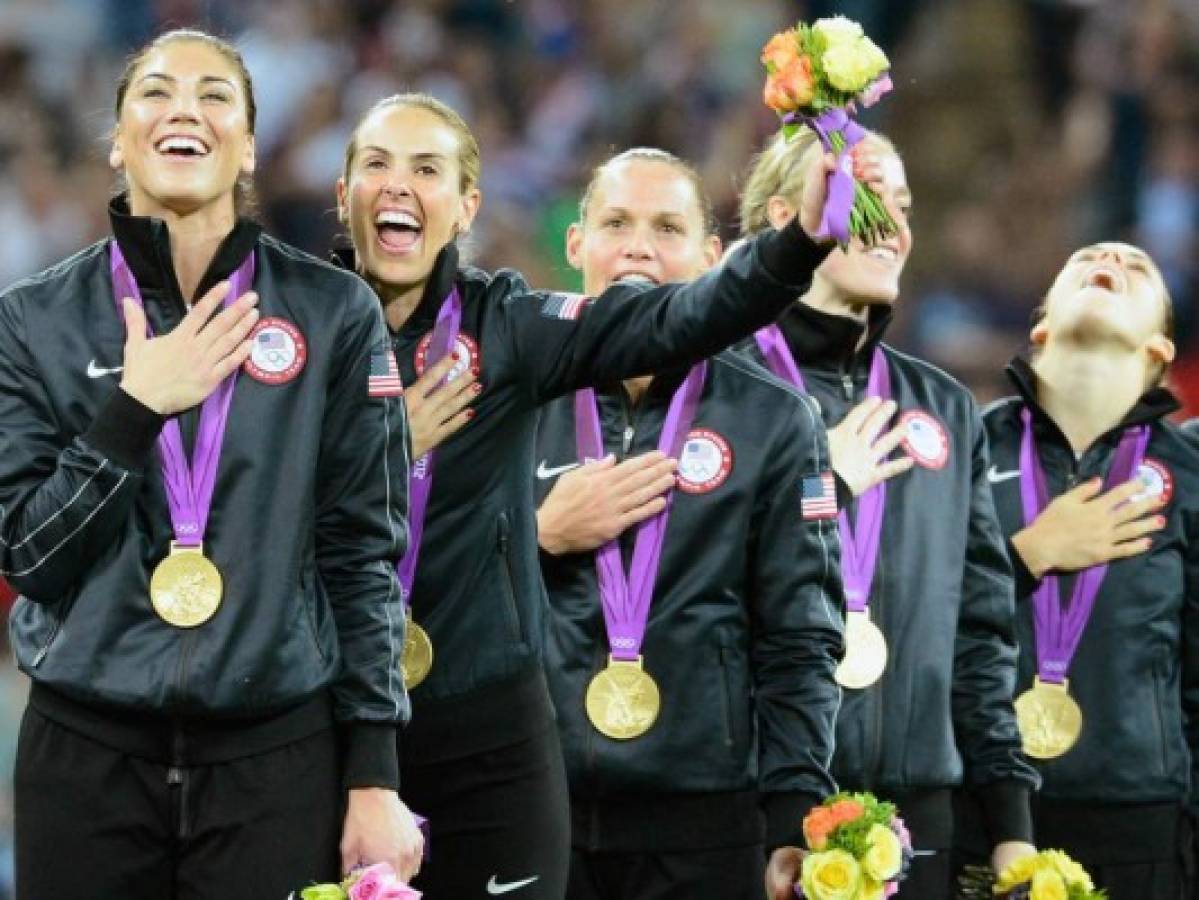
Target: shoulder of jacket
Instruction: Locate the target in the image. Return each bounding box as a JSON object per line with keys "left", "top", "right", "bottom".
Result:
{"left": 258, "top": 235, "right": 378, "bottom": 315}
{"left": 981, "top": 395, "right": 1022, "bottom": 421}
{"left": 2, "top": 240, "right": 108, "bottom": 304}
{"left": 711, "top": 351, "right": 824, "bottom": 435}
{"left": 882, "top": 343, "right": 973, "bottom": 398}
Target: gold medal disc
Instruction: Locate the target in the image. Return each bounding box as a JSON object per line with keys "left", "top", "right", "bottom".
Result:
{"left": 1015, "top": 677, "right": 1083, "bottom": 759}
{"left": 835, "top": 610, "right": 888, "bottom": 689}
{"left": 149, "top": 543, "right": 223, "bottom": 628}
{"left": 400, "top": 614, "right": 434, "bottom": 690}
{"left": 585, "top": 656, "right": 661, "bottom": 740}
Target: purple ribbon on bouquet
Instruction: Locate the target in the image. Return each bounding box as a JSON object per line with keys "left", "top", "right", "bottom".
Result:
{"left": 396, "top": 289, "right": 462, "bottom": 606}
{"left": 781, "top": 74, "right": 892, "bottom": 245}
{"left": 1018, "top": 407, "right": 1149, "bottom": 684}
{"left": 574, "top": 363, "right": 707, "bottom": 660}
{"left": 754, "top": 326, "right": 890, "bottom": 612}
{"left": 110, "top": 241, "right": 254, "bottom": 548}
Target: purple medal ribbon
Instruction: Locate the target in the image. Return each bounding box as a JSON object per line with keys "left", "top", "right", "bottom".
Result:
{"left": 754, "top": 325, "right": 890, "bottom": 612}
{"left": 1018, "top": 408, "right": 1149, "bottom": 684}
{"left": 781, "top": 107, "right": 865, "bottom": 245}
{"left": 110, "top": 241, "right": 254, "bottom": 549}
{"left": 396, "top": 288, "right": 463, "bottom": 605}
{"left": 574, "top": 363, "right": 707, "bottom": 661}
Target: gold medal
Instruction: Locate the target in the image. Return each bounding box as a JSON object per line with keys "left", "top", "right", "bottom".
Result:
{"left": 585, "top": 655, "right": 661, "bottom": 740}
{"left": 835, "top": 610, "right": 888, "bottom": 689}
{"left": 149, "top": 542, "right": 223, "bottom": 628}
{"left": 400, "top": 612, "right": 434, "bottom": 690}
{"left": 1015, "top": 676, "right": 1083, "bottom": 759}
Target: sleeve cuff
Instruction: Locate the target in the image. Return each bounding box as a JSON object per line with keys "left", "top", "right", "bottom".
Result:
{"left": 341, "top": 721, "right": 401, "bottom": 792}
{"left": 762, "top": 790, "right": 823, "bottom": 853}
{"left": 1006, "top": 538, "right": 1040, "bottom": 599}
{"left": 81, "top": 387, "right": 164, "bottom": 471}
{"left": 976, "top": 780, "right": 1034, "bottom": 846}
{"left": 754, "top": 218, "right": 833, "bottom": 292}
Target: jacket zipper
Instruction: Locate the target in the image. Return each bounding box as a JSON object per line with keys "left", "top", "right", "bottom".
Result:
{"left": 167, "top": 725, "right": 190, "bottom": 840}
{"left": 496, "top": 514, "right": 522, "bottom": 641}
{"left": 841, "top": 372, "right": 855, "bottom": 402}
{"left": 1152, "top": 659, "right": 1170, "bottom": 776}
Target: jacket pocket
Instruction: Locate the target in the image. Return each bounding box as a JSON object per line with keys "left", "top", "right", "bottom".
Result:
{"left": 1152, "top": 658, "right": 1171, "bottom": 777}
{"left": 32, "top": 597, "right": 74, "bottom": 668}
{"left": 299, "top": 565, "right": 329, "bottom": 664}
{"left": 718, "top": 642, "right": 742, "bottom": 750}
{"left": 496, "top": 512, "right": 523, "bottom": 642}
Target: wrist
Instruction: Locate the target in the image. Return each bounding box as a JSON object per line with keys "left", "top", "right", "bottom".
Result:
{"left": 536, "top": 510, "right": 567, "bottom": 556}
{"left": 1011, "top": 528, "right": 1049, "bottom": 579}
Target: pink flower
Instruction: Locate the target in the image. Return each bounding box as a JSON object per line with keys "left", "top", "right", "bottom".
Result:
{"left": 348, "top": 864, "right": 399, "bottom": 900}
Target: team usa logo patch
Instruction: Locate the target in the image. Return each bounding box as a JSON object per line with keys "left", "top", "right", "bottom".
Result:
{"left": 1132, "top": 457, "right": 1173, "bottom": 506}
{"left": 676, "top": 428, "right": 733, "bottom": 494}
{"left": 243, "top": 317, "right": 306, "bottom": 385}
{"left": 541, "top": 292, "right": 590, "bottom": 320}
{"left": 899, "top": 410, "right": 949, "bottom": 470}
{"left": 414, "top": 331, "right": 479, "bottom": 380}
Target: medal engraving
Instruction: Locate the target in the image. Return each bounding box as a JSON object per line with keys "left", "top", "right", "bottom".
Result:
{"left": 1015, "top": 677, "right": 1083, "bottom": 759}
{"left": 585, "top": 656, "right": 661, "bottom": 740}
{"left": 835, "top": 610, "right": 888, "bottom": 689}
{"left": 149, "top": 543, "right": 222, "bottom": 628}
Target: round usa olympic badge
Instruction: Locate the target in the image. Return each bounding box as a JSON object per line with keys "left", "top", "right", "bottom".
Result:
{"left": 1132, "top": 457, "right": 1173, "bottom": 506}
{"left": 899, "top": 410, "right": 949, "bottom": 470}
{"left": 244, "top": 317, "right": 306, "bottom": 384}
{"left": 415, "top": 331, "right": 479, "bottom": 379}
{"left": 676, "top": 429, "right": 733, "bottom": 494}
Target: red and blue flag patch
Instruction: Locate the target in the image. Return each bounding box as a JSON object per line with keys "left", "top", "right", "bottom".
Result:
{"left": 368, "top": 345, "right": 404, "bottom": 398}
{"left": 801, "top": 471, "right": 838, "bottom": 520}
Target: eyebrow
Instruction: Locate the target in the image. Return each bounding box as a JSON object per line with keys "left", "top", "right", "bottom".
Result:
{"left": 599, "top": 207, "right": 689, "bottom": 221}
{"left": 358, "top": 147, "right": 448, "bottom": 163}
{"left": 136, "top": 73, "right": 236, "bottom": 89}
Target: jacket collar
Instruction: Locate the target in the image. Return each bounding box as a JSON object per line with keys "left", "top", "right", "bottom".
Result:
{"left": 332, "top": 239, "right": 462, "bottom": 336}
{"left": 1006, "top": 355, "right": 1179, "bottom": 445}
{"left": 776, "top": 299, "right": 892, "bottom": 374}
{"left": 108, "top": 194, "right": 261, "bottom": 305}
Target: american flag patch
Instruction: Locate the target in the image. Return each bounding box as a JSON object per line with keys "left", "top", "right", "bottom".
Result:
{"left": 368, "top": 346, "right": 404, "bottom": 398}
{"left": 801, "top": 472, "right": 838, "bottom": 520}
{"left": 541, "top": 292, "right": 589, "bottom": 320}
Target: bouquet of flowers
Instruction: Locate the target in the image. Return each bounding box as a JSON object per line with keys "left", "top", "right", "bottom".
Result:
{"left": 293, "top": 863, "right": 420, "bottom": 900}
{"left": 760, "top": 16, "right": 896, "bottom": 246}
{"left": 958, "top": 849, "right": 1106, "bottom": 900}
{"left": 794, "top": 792, "right": 912, "bottom": 899}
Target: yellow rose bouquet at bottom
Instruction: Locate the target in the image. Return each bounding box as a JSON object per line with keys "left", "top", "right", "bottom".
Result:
{"left": 958, "top": 849, "right": 1106, "bottom": 900}
{"left": 792, "top": 793, "right": 911, "bottom": 900}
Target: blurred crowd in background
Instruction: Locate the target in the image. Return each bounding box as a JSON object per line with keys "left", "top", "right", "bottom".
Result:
{"left": 0, "top": 0, "right": 1195, "bottom": 894}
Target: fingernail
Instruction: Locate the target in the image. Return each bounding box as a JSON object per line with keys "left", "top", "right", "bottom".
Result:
{"left": 466, "top": 410, "right": 476, "bottom": 420}
{"left": 1156, "top": 515, "right": 1166, "bottom": 526}
{"left": 451, "top": 351, "right": 460, "bottom": 361}
{"left": 471, "top": 366, "right": 480, "bottom": 376}
{"left": 472, "top": 384, "right": 483, "bottom": 394}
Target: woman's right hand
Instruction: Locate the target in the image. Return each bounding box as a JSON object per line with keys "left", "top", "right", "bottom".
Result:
{"left": 827, "top": 397, "right": 914, "bottom": 497}
{"left": 404, "top": 352, "right": 479, "bottom": 459}
{"left": 119, "top": 280, "right": 260, "bottom": 416}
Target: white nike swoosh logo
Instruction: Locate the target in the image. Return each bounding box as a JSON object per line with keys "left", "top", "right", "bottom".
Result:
{"left": 986, "top": 465, "right": 1020, "bottom": 484}
{"left": 87, "top": 359, "right": 123, "bottom": 378}
{"left": 536, "top": 460, "right": 579, "bottom": 480}
{"left": 487, "top": 875, "right": 540, "bottom": 895}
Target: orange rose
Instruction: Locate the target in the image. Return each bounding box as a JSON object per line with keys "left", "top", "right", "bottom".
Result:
{"left": 803, "top": 807, "right": 835, "bottom": 850}
{"left": 828, "top": 799, "right": 865, "bottom": 827}
{"left": 761, "top": 29, "right": 802, "bottom": 73}
{"left": 762, "top": 57, "right": 815, "bottom": 113}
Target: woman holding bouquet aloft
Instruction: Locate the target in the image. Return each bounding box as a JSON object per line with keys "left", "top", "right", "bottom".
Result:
{"left": 739, "top": 129, "right": 1039, "bottom": 899}
{"left": 332, "top": 93, "right": 844, "bottom": 897}
{"left": 2, "top": 30, "right": 424, "bottom": 897}
{"left": 955, "top": 243, "right": 1199, "bottom": 898}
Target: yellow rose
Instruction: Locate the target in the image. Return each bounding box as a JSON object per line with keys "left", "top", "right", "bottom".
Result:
{"left": 812, "top": 16, "right": 864, "bottom": 49}
{"left": 822, "top": 39, "right": 890, "bottom": 94}
{"left": 800, "top": 849, "right": 862, "bottom": 900}
{"left": 861, "top": 824, "right": 902, "bottom": 882}
{"left": 1029, "top": 868, "right": 1069, "bottom": 900}
{"left": 994, "top": 854, "right": 1039, "bottom": 892}
{"left": 1042, "top": 850, "right": 1094, "bottom": 890}
{"left": 859, "top": 877, "right": 885, "bottom": 900}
